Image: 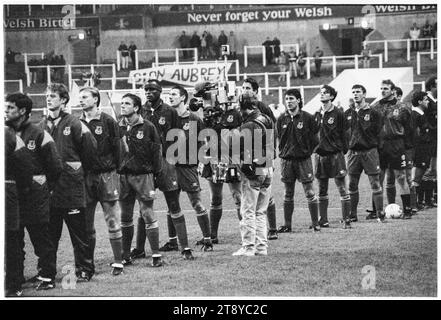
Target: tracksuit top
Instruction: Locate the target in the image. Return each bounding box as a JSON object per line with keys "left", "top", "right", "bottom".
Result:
{"left": 141, "top": 99, "right": 179, "bottom": 157}
{"left": 412, "top": 107, "right": 432, "bottom": 145}
{"left": 118, "top": 116, "right": 162, "bottom": 175}
{"left": 80, "top": 111, "right": 121, "bottom": 173}
{"left": 344, "top": 102, "right": 382, "bottom": 151}
{"left": 40, "top": 111, "right": 98, "bottom": 209}
{"left": 426, "top": 94, "right": 437, "bottom": 148}
{"left": 372, "top": 97, "right": 410, "bottom": 144}
{"left": 276, "top": 110, "right": 319, "bottom": 160}
{"left": 313, "top": 105, "right": 348, "bottom": 156}
{"left": 174, "top": 110, "right": 205, "bottom": 167}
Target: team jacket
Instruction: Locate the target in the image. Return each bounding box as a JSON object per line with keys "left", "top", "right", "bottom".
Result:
{"left": 412, "top": 107, "right": 432, "bottom": 145}
{"left": 118, "top": 116, "right": 162, "bottom": 175}
{"left": 239, "top": 110, "right": 275, "bottom": 167}
{"left": 80, "top": 111, "right": 121, "bottom": 173}
{"left": 40, "top": 111, "right": 98, "bottom": 209}
{"left": 5, "top": 127, "right": 34, "bottom": 230}
{"left": 256, "top": 100, "right": 276, "bottom": 123}
{"left": 313, "top": 105, "right": 347, "bottom": 156}
{"left": 344, "top": 102, "right": 382, "bottom": 151}
{"left": 426, "top": 93, "right": 437, "bottom": 148}
{"left": 17, "top": 120, "right": 63, "bottom": 224}
{"left": 276, "top": 109, "right": 319, "bottom": 160}
{"left": 173, "top": 110, "right": 205, "bottom": 167}
{"left": 372, "top": 97, "right": 410, "bottom": 145}
{"left": 141, "top": 99, "right": 179, "bottom": 157}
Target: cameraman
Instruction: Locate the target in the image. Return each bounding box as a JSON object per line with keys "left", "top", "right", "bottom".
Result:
{"left": 232, "top": 97, "right": 275, "bottom": 256}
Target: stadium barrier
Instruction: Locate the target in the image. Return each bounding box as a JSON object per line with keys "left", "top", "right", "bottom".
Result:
{"left": 363, "top": 37, "right": 437, "bottom": 62}
{"left": 244, "top": 43, "right": 300, "bottom": 67}
{"left": 23, "top": 52, "right": 45, "bottom": 74}
{"left": 68, "top": 64, "right": 116, "bottom": 90}
{"left": 26, "top": 65, "right": 67, "bottom": 87}
{"left": 417, "top": 51, "right": 438, "bottom": 75}
{"left": 5, "top": 79, "right": 24, "bottom": 93}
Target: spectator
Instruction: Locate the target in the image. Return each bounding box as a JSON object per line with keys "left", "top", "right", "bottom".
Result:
{"left": 211, "top": 33, "right": 219, "bottom": 59}
{"left": 277, "top": 51, "right": 288, "bottom": 83}
{"left": 178, "top": 31, "right": 190, "bottom": 59}
{"left": 228, "top": 31, "right": 238, "bottom": 59}
{"left": 313, "top": 46, "right": 324, "bottom": 77}
{"left": 297, "top": 50, "right": 307, "bottom": 78}
{"left": 410, "top": 22, "right": 421, "bottom": 51}
{"left": 262, "top": 37, "right": 273, "bottom": 65}
{"left": 6, "top": 47, "right": 20, "bottom": 64}
{"left": 28, "top": 58, "right": 39, "bottom": 84}
{"left": 288, "top": 47, "right": 298, "bottom": 78}
{"left": 129, "top": 41, "right": 137, "bottom": 69}
{"left": 201, "top": 31, "right": 208, "bottom": 59}
{"left": 273, "top": 37, "right": 281, "bottom": 64}
{"left": 361, "top": 45, "right": 372, "bottom": 68}
{"left": 59, "top": 55, "right": 66, "bottom": 83}
{"left": 205, "top": 31, "right": 214, "bottom": 59}
{"left": 118, "top": 41, "right": 129, "bottom": 69}
{"left": 422, "top": 20, "right": 433, "bottom": 50}
{"left": 190, "top": 31, "right": 201, "bottom": 58}
{"left": 218, "top": 30, "right": 228, "bottom": 58}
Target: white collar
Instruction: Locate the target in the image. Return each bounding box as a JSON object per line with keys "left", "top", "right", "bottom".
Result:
{"left": 412, "top": 106, "right": 424, "bottom": 115}
{"left": 427, "top": 92, "right": 437, "bottom": 103}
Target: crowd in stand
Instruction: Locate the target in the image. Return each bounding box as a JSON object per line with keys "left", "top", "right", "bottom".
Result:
{"left": 27, "top": 53, "right": 66, "bottom": 84}
{"left": 409, "top": 20, "right": 437, "bottom": 51}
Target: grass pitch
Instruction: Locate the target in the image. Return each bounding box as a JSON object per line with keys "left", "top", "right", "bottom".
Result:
{"left": 20, "top": 165, "right": 437, "bottom": 298}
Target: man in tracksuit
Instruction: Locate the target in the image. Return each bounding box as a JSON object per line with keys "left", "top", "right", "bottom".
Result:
{"left": 372, "top": 79, "right": 412, "bottom": 219}
{"left": 130, "top": 79, "right": 185, "bottom": 257}
{"left": 118, "top": 93, "right": 163, "bottom": 267}
{"left": 79, "top": 87, "right": 124, "bottom": 276}
{"left": 40, "top": 83, "right": 97, "bottom": 282}
{"left": 5, "top": 126, "right": 34, "bottom": 296}
{"left": 345, "top": 84, "right": 385, "bottom": 222}
{"left": 276, "top": 89, "right": 320, "bottom": 233}
{"left": 6, "top": 93, "right": 63, "bottom": 291}
{"left": 313, "top": 85, "right": 351, "bottom": 229}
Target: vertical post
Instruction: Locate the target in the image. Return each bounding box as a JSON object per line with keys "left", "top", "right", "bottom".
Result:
{"left": 155, "top": 50, "right": 159, "bottom": 66}
{"left": 24, "top": 53, "right": 29, "bottom": 79}
{"left": 407, "top": 39, "right": 411, "bottom": 61}
{"left": 430, "top": 38, "right": 434, "bottom": 60}
{"left": 417, "top": 52, "right": 421, "bottom": 75}
{"left": 47, "top": 65, "right": 51, "bottom": 85}
{"left": 354, "top": 55, "right": 359, "bottom": 69}
{"left": 91, "top": 64, "right": 95, "bottom": 75}
{"left": 235, "top": 60, "right": 240, "bottom": 81}
{"left": 132, "top": 79, "right": 136, "bottom": 90}
{"left": 262, "top": 46, "right": 266, "bottom": 67}
{"left": 286, "top": 71, "right": 290, "bottom": 88}
{"left": 175, "top": 49, "right": 179, "bottom": 64}
{"left": 68, "top": 65, "right": 72, "bottom": 90}
{"left": 117, "top": 50, "right": 120, "bottom": 71}
{"left": 19, "top": 79, "right": 23, "bottom": 93}
{"left": 421, "top": 81, "right": 426, "bottom": 92}
{"left": 135, "top": 50, "right": 139, "bottom": 70}
{"left": 306, "top": 57, "right": 311, "bottom": 79}
{"left": 295, "top": 44, "right": 299, "bottom": 56}
{"left": 332, "top": 56, "right": 337, "bottom": 78}
{"left": 278, "top": 86, "right": 283, "bottom": 105}
{"left": 384, "top": 40, "right": 388, "bottom": 62}
{"left": 300, "top": 86, "right": 305, "bottom": 102}
{"left": 26, "top": 70, "right": 31, "bottom": 87}
{"left": 111, "top": 64, "right": 116, "bottom": 90}
{"left": 244, "top": 46, "right": 248, "bottom": 68}
{"left": 378, "top": 54, "right": 383, "bottom": 69}
{"left": 243, "top": 73, "right": 247, "bottom": 79}
{"left": 194, "top": 48, "right": 198, "bottom": 63}
{"left": 264, "top": 73, "right": 269, "bottom": 95}
{"left": 41, "top": 53, "right": 44, "bottom": 59}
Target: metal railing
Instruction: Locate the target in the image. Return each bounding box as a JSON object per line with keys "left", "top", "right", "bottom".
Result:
{"left": 417, "top": 51, "right": 437, "bottom": 75}
{"left": 244, "top": 43, "right": 300, "bottom": 67}
{"left": 5, "top": 79, "right": 24, "bottom": 93}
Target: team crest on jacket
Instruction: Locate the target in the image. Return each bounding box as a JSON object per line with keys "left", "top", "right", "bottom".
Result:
{"left": 159, "top": 117, "right": 166, "bottom": 125}
{"left": 136, "top": 130, "right": 144, "bottom": 139}
{"left": 297, "top": 122, "right": 303, "bottom": 129}
{"left": 227, "top": 115, "right": 234, "bottom": 122}
{"left": 393, "top": 109, "right": 399, "bottom": 117}
{"left": 183, "top": 122, "right": 190, "bottom": 130}
{"left": 327, "top": 117, "right": 334, "bottom": 125}
{"left": 63, "top": 126, "right": 71, "bottom": 136}
{"left": 95, "top": 126, "right": 103, "bottom": 135}
{"left": 27, "top": 140, "right": 36, "bottom": 150}
{"left": 364, "top": 114, "right": 370, "bottom": 121}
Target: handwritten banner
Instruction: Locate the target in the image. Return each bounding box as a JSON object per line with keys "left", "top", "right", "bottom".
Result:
{"left": 128, "top": 63, "right": 232, "bottom": 87}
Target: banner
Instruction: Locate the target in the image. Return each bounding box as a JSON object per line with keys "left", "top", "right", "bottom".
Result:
{"left": 152, "top": 4, "right": 437, "bottom": 26}
{"left": 128, "top": 63, "right": 232, "bottom": 87}
{"left": 101, "top": 15, "right": 143, "bottom": 30}
{"left": 4, "top": 16, "right": 99, "bottom": 31}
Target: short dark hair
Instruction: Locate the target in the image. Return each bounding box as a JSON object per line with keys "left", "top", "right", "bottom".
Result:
{"left": 352, "top": 84, "right": 366, "bottom": 94}
{"left": 321, "top": 85, "right": 337, "bottom": 101}
{"left": 122, "top": 93, "right": 142, "bottom": 113}
{"left": 382, "top": 79, "right": 395, "bottom": 90}
{"left": 412, "top": 91, "right": 427, "bottom": 107}
{"left": 285, "top": 88, "right": 303, "bottom": 109}
{"left": 171, "top": 85, "right": 188, "bottom": 104}
{"left": 6, "top": 92, "right": 33, "bottom": 117}
{"left": 47, "top": 83, "right": 70, "bottom": 104}
{"left": 394, "top": 87, "right": 403, "bottom": 97}
{"left": 79, "top": 86, "right": 100, "bottom": 107}
{"left": 425, "top": 76, "right": 437, "bottom": 91}
{"left": 243, "top": 77, "right": 259, "bottom": 92}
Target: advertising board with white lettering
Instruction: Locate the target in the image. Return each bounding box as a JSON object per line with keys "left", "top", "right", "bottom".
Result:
{"left": 128, "top": 63, "right": 233, "bottom": 87}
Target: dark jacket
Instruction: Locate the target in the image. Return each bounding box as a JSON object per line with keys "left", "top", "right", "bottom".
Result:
{"left": 40, "top": 111, "right": 98, "bottom": 209}
{"left": 344, "top": 102, "right": 383, "bottom": 151}
{"left": 276, "top": 109, "right": 319, "bottom": 160}
{"left": 174, "top": 110, "right": 205, "bottom": 167}
{"left": 426, "top": 93, "right": 437, "bottom": 152}
{"left": 314, "top": 105, "right": 347, "bottom": 156}
{"left": 412, "top": 107, "right": 432, "bottom": 145}
{"left": 80, "top": 111, "right": 121, "bottom": 173}
{"left": 118, "top": 116, "right": 162, "bottom": 175}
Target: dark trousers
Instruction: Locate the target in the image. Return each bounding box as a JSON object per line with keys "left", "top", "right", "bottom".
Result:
{"left": 18, "top": 222, "right": 56, "bottom": 280}
{"left": 315, "top": 60, "right": 322, "bottom": 76}
{"left": 411, "top": 40, "right": 419, "bottom": 51}
{"left": 48, "top": 207, "right": 94, "bottom": 275}
{"left": 5, "top": 230, "right": 22, "bottom": 291}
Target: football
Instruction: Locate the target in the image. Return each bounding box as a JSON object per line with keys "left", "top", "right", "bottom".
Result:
{"left": 385, "top": 203, "right": 403, "bottom": 219}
